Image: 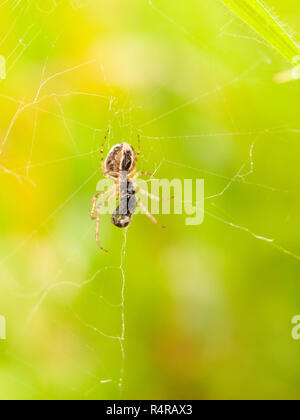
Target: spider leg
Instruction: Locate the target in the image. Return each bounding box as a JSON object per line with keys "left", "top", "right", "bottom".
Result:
{"left": 101, "top": 129, "right": 110, "bottom": 175}
{"left": 137, "top": 199, "right": 166, "bottom": 229}
{"left": 132, "top": 171, "right": 153, "bottom": 180}
{"left": 94, "top": 190, "right": 118, "bottom": 252}
{"left": 95, "top": 211, "right": 108, "bottom": 253}
{"left": 136, "top": 135, "right": 141, "bottom": 163}
{"left": 90, "top": 185, "right": 114, "bottom": 220}
{"left": 91, "top": 192, "right": 103, "bottom": 220}
{"left": 134, "top": 185, "right": 174, "bottom": 202}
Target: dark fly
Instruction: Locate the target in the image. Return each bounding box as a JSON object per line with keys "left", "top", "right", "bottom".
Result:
{"left": 111, "top": 173, "right": 137, "bottom": 228}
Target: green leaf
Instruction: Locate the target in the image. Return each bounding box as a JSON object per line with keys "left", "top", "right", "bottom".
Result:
{"left": 220, "top": 0, "right": 300, "bottom": 63}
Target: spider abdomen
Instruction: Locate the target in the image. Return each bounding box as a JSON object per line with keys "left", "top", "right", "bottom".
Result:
{"left": 105, "top": 142, "right": 136, "bottom": 177}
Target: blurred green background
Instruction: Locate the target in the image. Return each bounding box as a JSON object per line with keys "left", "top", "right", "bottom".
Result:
{"left": 1, "top": 0, "right": 300, "bottom": 400}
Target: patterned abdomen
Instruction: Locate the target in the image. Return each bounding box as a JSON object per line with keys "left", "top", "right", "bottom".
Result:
{"left": 105, "top": 142, "right": 136, "bottom": 177}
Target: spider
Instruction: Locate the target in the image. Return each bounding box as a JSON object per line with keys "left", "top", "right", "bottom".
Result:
{"left": 90, "top": 130, "right": 166, "bottom": 252}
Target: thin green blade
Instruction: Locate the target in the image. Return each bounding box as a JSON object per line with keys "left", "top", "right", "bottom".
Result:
{"left": 220, "top": 0, "right": 300, "bottom": 63}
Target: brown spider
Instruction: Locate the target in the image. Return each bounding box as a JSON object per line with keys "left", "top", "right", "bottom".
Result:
{"left": 90, "top": 130, "right": 165, "bottom": 252}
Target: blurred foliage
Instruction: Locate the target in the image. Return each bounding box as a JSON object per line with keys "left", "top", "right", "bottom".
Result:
{"left": 221, "top": 0, "right": 300, "bottom": 63}
{"left": 0, "top": 0, "right": 300, "bottom": 400}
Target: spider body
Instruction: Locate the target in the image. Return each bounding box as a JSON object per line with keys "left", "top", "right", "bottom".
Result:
{"left": 90, "top": 131, "right": 166, "bottom": 252}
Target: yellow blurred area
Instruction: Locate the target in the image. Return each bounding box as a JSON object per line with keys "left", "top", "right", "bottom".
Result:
{"left": 0, "top": 0, "right": 300, "bottom": 400}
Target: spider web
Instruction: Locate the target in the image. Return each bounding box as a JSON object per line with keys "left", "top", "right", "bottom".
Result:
{"left": 0, "top": 0, "right": 300, "bottom": 400}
